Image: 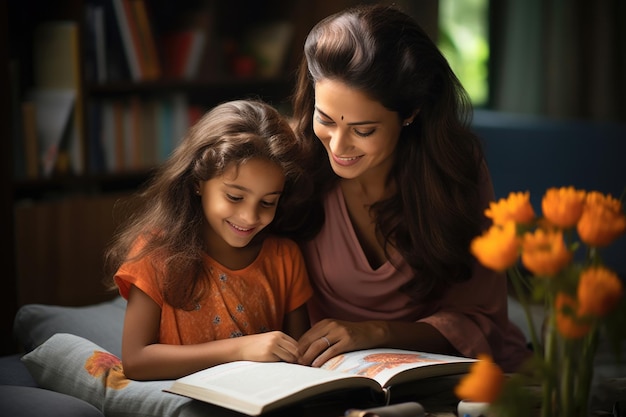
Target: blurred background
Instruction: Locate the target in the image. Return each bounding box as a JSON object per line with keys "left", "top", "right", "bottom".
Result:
{"left": 1, "top": 0, "right": 624, "bottom": 355}
{"left": 440, "top": 0, "right": 625, "bottom": 123}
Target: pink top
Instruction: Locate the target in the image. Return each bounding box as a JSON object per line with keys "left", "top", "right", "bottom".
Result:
{"left": 302, "top": 184, "right": 530, "bottom": 372}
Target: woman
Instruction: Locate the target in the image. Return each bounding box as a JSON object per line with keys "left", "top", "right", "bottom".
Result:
{"left": 290, "top": 4, "right": 530, "bottom": 372}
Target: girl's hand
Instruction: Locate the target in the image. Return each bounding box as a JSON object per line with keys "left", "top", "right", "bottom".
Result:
{"left": 297, "top": 319, "right": 386, "bottom": 367}
{"left": 237, "top": 331, "right": 301, "bottom": 363}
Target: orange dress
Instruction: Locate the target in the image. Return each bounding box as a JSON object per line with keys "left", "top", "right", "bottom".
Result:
{"left": 115, "top": 236, "right": 312, "bottom": 344}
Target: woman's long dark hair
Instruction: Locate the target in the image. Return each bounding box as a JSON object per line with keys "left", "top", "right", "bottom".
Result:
{"left": 291, "top": 4, "right": 485, "bottom": 299}
{"left": 104, "top": 100, "right": 308, "bottom": 309}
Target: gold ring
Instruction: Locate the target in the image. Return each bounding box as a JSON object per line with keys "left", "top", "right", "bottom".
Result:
{"left": 321, "top": 336, "right": 331, "bottom": 348}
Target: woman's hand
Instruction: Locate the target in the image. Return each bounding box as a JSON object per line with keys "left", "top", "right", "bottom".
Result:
{"left": 297, "top": 319, "right": 458, "bottom": 368}
{"left": 237, "top": 331, "right": 301, "bottom": 363}
{"left": 297, "top": 319, "right": 387, "bottom": 367}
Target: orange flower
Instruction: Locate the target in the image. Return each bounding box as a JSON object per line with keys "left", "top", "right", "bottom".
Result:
{"left": 577, "top": 266, "right": 624, "bottom": 317}
{"left": 555, "top": 292, "right": 591, "bottom": 339}
{"left": 85, "top": 351, "right": 122, "bottom": 377}
{"left": 541, "top": 186, "right": 586, "bottom": 228}
{"left": 455, "top": 354, "right": 505, "bottom": 403}
{"left": 485, "top": 191, "right": 536, "bottom": 226}
{"left": 577, "top": 192, "right": 626, "bottom": 247}
{"left": 471, "top": 222, "right": 520, "bottom": 271}
{"left": 84, "top": 351, "right": 129, "bottom": 390}
{"left": 520, "top": 229, "right": 572, "bottom": 277}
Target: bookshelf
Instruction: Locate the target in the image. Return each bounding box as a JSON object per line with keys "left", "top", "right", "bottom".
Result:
{"left": 3, "top": 0, "right": 307, "bottom": 355}
{"left": 1, "top": 0, "right": 438, "bottom": 354}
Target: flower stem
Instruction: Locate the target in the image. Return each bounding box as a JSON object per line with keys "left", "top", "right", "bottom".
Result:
{"left": 560, "top": 340, "right": 573, "bottom": 417}
{"left": 576, "top": 329, "right": 598, "bottom": 416}
{"left": 541, "top": 304, "right": 557, "bottom": 417}
{"left": 509, "top": 267, "right": 542, "bottom": 355}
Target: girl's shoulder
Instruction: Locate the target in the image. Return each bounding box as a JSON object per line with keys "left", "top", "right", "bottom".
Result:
{"left": 260, "top": 235, "right": 304, "bottom": 259}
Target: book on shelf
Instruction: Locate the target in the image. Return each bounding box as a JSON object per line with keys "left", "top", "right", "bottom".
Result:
{"left": 93, "top": 0, "right": 131, "bottom": 82}
{"left": 112, "top": 0, "right": 161, "bottom": 81}
{"left": 165, "top": 348, "right": 476, "bottom": 416}
{"left": 84, "top": 2, "right": 108, "bottom": 83}
{"left": 27, "top": 90, "right": 76, "bottom": 177}
{"left": 161, "top": 29, "right": 207, "bottom": 80}
{"left": 244, "top": 21, "right": 294, "bottom": 78}
{"left": 111, "top": 0, "right": 141, "bottom": 80}
{"left": 21, "top": 101, "right": 40, "bottom": 179}
{"left": 32, "top": 20, "right": 84, "bottom": 176}
{"left": 86, "top": 100, "right": 106, "bottom": 174}
{"left": 92, "top": 94, "right": 198, "bottom": 174}
{"left": 127, "top": 0, "right": 161, "bottom": 80}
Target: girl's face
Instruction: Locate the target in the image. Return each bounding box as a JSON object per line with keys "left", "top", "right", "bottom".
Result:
{"left": 199, "top": 158, "right": 285, "bottom": 249}
{"left": 313, "top": 79, "right": 405, "bottom": 180}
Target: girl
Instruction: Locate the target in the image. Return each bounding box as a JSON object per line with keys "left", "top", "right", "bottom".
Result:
{"left": 104, "top": 100, "right": 312, "bottom": 380}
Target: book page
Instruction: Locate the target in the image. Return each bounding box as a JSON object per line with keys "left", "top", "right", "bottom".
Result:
{"left": 167, "top": 361, "right": 380, "bottom": 415}
{"left": 320, "top": 348, "right": 476, "bottom": 387}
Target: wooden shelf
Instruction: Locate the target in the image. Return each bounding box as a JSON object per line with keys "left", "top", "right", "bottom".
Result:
{"left": 12, "top": 171, "right": 153, "bottom": 201}
{"left": 86, "top": 77, "right": 295, "bottom": 107}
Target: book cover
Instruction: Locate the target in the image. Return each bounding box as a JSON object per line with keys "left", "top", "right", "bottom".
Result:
{"left": 165, "top": 348, "right": 476, "bottom": 416}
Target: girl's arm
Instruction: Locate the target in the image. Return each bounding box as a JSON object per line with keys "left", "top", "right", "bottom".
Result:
{"left": 121, "top": 285, "right": 301, "bottom": 380}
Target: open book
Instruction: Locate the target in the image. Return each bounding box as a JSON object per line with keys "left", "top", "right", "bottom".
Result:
{"left": 165, "top": 348, "right": 476, "bottom": 415}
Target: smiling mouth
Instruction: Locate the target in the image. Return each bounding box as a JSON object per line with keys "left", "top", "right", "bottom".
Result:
{"left": 332, "top": 153, "right": 363, "bottom": 166}
{"left": 227, "top": 221, "right": 253, "bottom": 232}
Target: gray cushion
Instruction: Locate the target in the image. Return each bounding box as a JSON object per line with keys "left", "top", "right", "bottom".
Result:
{"left": 13, "top": 297, "right": 126, "bottom": 357}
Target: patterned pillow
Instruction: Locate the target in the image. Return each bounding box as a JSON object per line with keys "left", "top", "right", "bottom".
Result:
{"left": 21, "top": 333, "right": 243, "bottom": 417}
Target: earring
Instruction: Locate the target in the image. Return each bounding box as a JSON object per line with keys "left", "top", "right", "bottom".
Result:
{"left": 195, "top": 190, "right": 201, "bottom": 195}
{"left": 403, "top": 121, "right": 411, "bottom": 126}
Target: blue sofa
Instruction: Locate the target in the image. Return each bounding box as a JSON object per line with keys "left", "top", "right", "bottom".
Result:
{"left": 0, "top": 298, "right": 125, "bottom": 417}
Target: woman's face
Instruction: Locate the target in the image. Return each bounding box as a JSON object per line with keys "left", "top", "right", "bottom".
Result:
{"left": 313, "top": 79, "right": 405, "bottom": 180}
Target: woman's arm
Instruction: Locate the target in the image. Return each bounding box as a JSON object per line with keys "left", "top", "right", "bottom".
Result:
{"left": 297, "top": 318, "right": 458, "bottom": 367}
{"left": 121, "top": 285, "right": 301, "bottom": 380}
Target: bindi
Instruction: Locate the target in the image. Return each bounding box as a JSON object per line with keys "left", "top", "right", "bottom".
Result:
{"left": 341, "top": 115, "right": 344, "bottom": 120}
